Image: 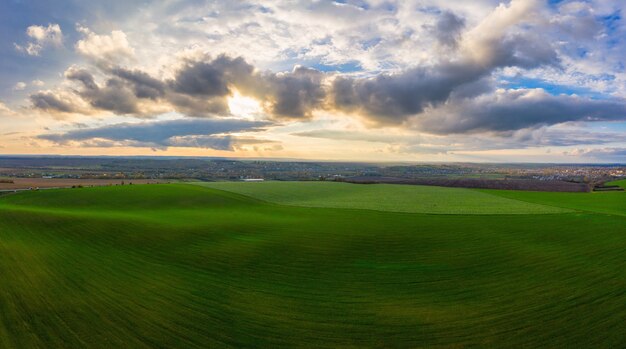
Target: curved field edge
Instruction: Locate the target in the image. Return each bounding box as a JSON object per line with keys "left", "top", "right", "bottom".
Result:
{"left": 192, "top": 181, "right": 571, "bottom": 215}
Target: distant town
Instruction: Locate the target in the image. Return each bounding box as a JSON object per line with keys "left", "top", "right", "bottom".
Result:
{"left": 0, "top": 156, "right": 623, "bottom": 192}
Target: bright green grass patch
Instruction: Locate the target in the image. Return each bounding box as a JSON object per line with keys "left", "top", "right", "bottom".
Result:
{"left": 0, "top": 184, "right": 624, "bottom": 347}
{"left": 483, "top": 189, "right": 626, "bottom": 217}
{"left": 606, "top": 179, "right": 626, "bottom": 189}
{"left": 194, "top": 181, "right": 569, "bottom": 214}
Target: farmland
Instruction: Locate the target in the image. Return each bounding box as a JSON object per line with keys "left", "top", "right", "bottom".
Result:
{"left": 483, "top": 189, "right": 626, "bottom": 217}
{"left": 606, "top": 178, "right": 626, "bottom": 189}
{"left": 196, "top": 181, "right": 569, "bottom": 214}
{"left": 0, "top": 183, "right": 624, "bottom": 347}
{"left": 0, "top": 178, "right": 166, "bottom": 191}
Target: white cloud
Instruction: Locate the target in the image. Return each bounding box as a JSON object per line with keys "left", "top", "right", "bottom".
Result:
{"left": 13, "top": 82, "right": 27, "bottom": 91}
{"left": 14, "top": 23, "right": 63, "bottom": 56}
{"left": 75, "top": 25, "right": 135, "bottom": 65}
{"left": 32, "top": 80, "right": 45, "bottom": 87}
{"left": 0, "top": 102, "right": 17, "bottom": 117}
{"left": 564, "top": 147, "right": 626, "bottom": 160}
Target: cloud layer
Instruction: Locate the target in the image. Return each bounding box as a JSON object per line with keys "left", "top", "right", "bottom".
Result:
{"left": 2, "top": 0, "right": 626, "bottom": 161}
{"left": 40, "top": 118, "right": 271, "bottom": 150}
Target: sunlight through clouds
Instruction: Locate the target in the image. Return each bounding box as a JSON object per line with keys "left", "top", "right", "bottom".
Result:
{"left": 1, "top": 0, "right": 625, "bottom": 162}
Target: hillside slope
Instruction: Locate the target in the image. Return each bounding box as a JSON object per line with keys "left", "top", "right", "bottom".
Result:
{"left": 0, "top": 184, "right": 624, "bottom": 348}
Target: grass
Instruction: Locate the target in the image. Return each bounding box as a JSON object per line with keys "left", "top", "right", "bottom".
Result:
{"left": 606, "top": 178, "right": 626, "bottom": 189}
{"left": 483, "top": 189, "right": 626, "bottom": 217}
{"left": 194, "top": 181, "right": 569, "bottom": 214}
{"left": 0, "top": 183, "right": 624, "bottom": 347}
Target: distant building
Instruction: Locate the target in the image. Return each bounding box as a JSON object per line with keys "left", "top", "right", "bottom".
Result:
{"left": 242, "top": 178, "right": 264, "bottom": 182}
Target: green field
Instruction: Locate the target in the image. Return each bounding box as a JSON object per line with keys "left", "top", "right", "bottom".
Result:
{"left": 482, "top": 189, "right": 626, "bottom": 217}
{"left": 0, "top": 183, "right": 625, "bottom": 347}
{"left": 606, "top": 178, "right": 626, "bottom": 189}
{"left": 195, "top": 181, "right": 569, "bottom": 214}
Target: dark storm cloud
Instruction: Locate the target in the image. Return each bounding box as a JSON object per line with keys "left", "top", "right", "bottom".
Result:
{"left": 262, "top": 66, "right": 325, "bottom": 119}
{"left": 88, "top": 78, "right": 140, "bottom": 114}
{"left": 35, "top": 5, "right": 564, "bottom": 124}
{"left": 64, "top": 65, "right": 172, "bottom": 116}
{"left": 28, "top": 27, "right": 611, "bottom": 136}
{"left": 430, "top": 11, "right": 465, "bottom": 48}
{"left": 416, "top": 90, "right": 626, "bottom": 134}
{"left": 168, "top": 55, "right": 255, "bottom": 96}
{"left": 30, "top": 91, "right": 79, "bottom": 113}
{"left": 164, "top": 55, "right": 259, "bottom": 116}
{"left": 165, "top": 93, "right": 230, "bottom": 117}
{"left": 331, "top": 62, "right": 486, "bottom": 123}
{"left": 64, "top": 67, "right": 98, "bottom": 90}
{"left": 65, "top": 66, "right": 141, "bottom": 115}
{"left": 329, "top": 0, "right": 560, "bottom": 126}
{"left": 110, "top": 67, "right": 166, "bottom": 99}
{"left": 57, "top": 56, "right": 259, "bottom": 117}
{"left": 167, "top": 56, "right": 325, "bottom": 119}
{"left": 493, "top": 34, "right": 558, "bottom": 69}
{"left": 31, "top": 41, "right": 616, "bottom": 137}
{"left": 39, "top": 118, "right": 270, "bottom": 150}
{"left": 330, "top": 32, "right": 559, "bottom": 125}
{"left": 33, "top": 54, "right": 328, "bottom": 119}
{"left": 38, "top": 56, "right": 255, "bottom": 118}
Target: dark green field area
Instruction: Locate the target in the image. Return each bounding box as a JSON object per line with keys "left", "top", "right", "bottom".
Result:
{"left": 483, "top": 189, "right": 626, "bottom": 217}
{"left": 0, "top": 184, "right": 625, "bottom": 348}
{"left": 606, "top": 179, "right": 626, "bottom": 189}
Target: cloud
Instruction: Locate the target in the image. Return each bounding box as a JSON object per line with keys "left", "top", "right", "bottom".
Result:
{"left": 39, "top": 118, "right": 272, "bottom": 150}
{"left": 565, "top": 147, "right": 626, "bottom": 160}
{"left": 18, "top": 0, "right": 626, "bottom": 160}
{"left": 32, "top": 53, "right": 327, "bottom": 120}
{"left": 428, "top": 11, "right": 465, "bottom": 49}
{"left": 169, "top": 55, "right": 254, "bottom": 97}
{"left": 293, "top": 129, "right": 409, "bottom": 144}
{"left": 32, "top": 80, "right": 45, "bottom": 87}
{"left": 75, "top": 26, "right": 135, "bottom": 65}
{"left": 166, "top": 54, "right": 256, "bottom": 116}
{"left": 168, "top": 135, "right": 278, "bottom": 150}
{"left": 26, "top": 24, "right": 63, "bottom": 45}
{"left": 506, "top": 126, "right": 626, "bottom": 148}
{"left": 261, "top": 66, "right": 326, "bottom": 119}
{"left": 413, "top": 89, "right": 626, "bottom": 134}
{"left": 13, "top": 82, "right": 27, "bottom": 91}
{"left": 29, "top": 39, "right": 626, "bottom": 139}
{"left": 294, "top": 123, "right": 626, "bottom": 155}
{"left": 14, "top": 23, "right": 63, "bottom": 56}
{"left": 30, "top": 90, "right": 84, "bottom": 114}
{"left": 32, "top": 46, "right": 626, "bottom": 136}
{"left": 65, "top": 66, "right": 140, "bottom": 115}
{"left": 110, "top": 67, "right": 166, "bottom": 100}
{"left": 330, "top": 0, "right": 558, "bottom": 125}
{"left": 331, "top": 63, "right": 485, "bottom": 124}
{"left": 166, "top": 55, "right": 325, "bottom": 119}
{"left": 0, "top": 102, "right": 18, "bottom": 117}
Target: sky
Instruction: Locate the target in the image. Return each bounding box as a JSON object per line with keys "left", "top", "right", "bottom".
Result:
{"left": 1, "top": 0, "right": 626, "bottom": 163}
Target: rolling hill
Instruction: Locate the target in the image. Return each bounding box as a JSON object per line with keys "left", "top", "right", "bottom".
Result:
{"left": 0, "top": 183, "right": 624, "bottom": 347}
